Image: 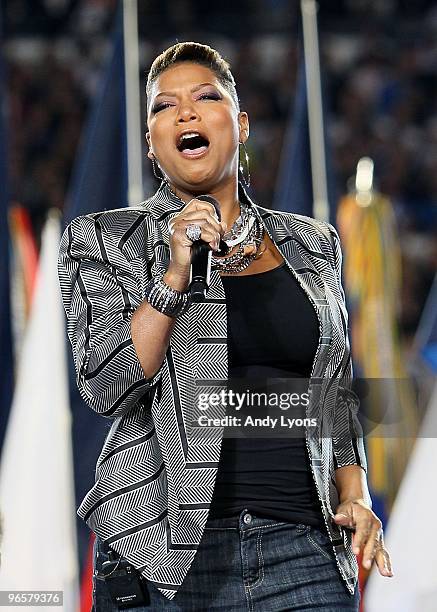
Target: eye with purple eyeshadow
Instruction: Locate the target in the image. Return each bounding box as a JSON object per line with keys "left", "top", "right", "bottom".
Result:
{"left": 151, "top": 90, "right": 222, "bottom": 114}
{"left": 196, "top": 92, "right": 222, "bottom": 102}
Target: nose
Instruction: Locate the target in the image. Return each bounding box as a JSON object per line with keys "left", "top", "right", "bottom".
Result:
{"left": 176, "top": 97, "right": 200, "bottom": 123}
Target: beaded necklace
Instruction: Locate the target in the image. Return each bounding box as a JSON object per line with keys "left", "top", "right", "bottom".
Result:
{"left": 212, "top": 201, "right": 266, "bottom": 274}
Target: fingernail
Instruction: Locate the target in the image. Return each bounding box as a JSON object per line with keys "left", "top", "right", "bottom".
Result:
{"left": 353, "top": 547, "right": 360, "bottom": 555}
{"left": 364, "top": 559, "right": 371, "bottom": 569}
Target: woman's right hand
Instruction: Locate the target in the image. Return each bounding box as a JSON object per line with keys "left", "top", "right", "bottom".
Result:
{"left": 164, "top": 198, "right": 227, "bottom": 291}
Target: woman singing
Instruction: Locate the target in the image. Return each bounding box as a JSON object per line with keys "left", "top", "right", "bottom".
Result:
{"left": 58, "top": 42, "right": 392, "bottom": 611}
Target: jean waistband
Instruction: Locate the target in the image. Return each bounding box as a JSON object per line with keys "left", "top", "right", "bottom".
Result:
{"left": 205, "top": 508, "right": 303, "bottom": 530}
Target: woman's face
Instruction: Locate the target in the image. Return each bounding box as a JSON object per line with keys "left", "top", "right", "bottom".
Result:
{"left": 146, "top": 62, "right": 249, "bottom": 194}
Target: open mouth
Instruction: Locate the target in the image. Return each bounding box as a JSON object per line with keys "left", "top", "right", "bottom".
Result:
{"left": 176, "top": 131, "right": 210, "bottom": 157}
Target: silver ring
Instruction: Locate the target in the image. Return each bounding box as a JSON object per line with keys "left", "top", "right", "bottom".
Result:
{"left": 185, "top": 223, "right": 201, "bottom": 242}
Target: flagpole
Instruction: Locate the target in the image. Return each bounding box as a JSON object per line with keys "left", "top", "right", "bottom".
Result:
{"left": 123, "top": 0, "right": 143, "bottom": 206}
{"left": 300, "top": 0, "right": 329, "bottom": 222}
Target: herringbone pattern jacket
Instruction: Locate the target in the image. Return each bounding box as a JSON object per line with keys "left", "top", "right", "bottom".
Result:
{"left": 58, "top": 181, "right": 369, "bottom": 601}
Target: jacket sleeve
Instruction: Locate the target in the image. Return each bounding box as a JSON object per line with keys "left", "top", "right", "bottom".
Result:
{"left": 58, "top": 214, "right": 164, "bottom": 419}
{"left": 324, "top": 222, "right": 369, "bottom": 480}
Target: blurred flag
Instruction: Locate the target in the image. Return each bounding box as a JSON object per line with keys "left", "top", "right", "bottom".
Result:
{"left": 273, "top": 43, "right": 338, "bottom": 220}
{"left": 8, "top": 204, "right": 39, "bottom": 361}
{"left": 337, "top": 191, "right": 418, "bottom": 504}
{"left": 79, "top": 532, "right": 95, "bottom": 612}
{"left": 0, "top": 211, "right": 79, "bottom": 610}
{"left": 0, "top": 6, "right": 13, "bottom": 448}
{"left": 413, "top": 273, "right": 437, "bottom": 372}
{"left": 64, "top": 7, "right": 127, "bottom": 223}
{"left": 62, "top": 6, "right": 130, "bottom": 605}
{"left": 365, "top": 379, "right": 437, "bottom": 612}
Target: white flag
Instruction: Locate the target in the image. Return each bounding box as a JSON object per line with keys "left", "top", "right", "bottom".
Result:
{"left": 365, "top": 379, "right": 437, "bottom": 612}
{"left": 0, "top": 211, "right": 79, "bottom": 611}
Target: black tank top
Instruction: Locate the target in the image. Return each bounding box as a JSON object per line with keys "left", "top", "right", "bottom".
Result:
{"left": 209, "top": 261, "right": 324, "bottom": 527}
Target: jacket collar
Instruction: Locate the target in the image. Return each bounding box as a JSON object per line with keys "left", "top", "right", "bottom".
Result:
{"left": 142, "top": 179, "right": 256, "bottom": 219}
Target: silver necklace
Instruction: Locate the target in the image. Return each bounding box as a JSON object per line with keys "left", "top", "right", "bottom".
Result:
{"left": 212, "top": 203, "right": 265, "bottom": 273}
{"left": 221, "top": 201, "right": 250, "bottom": 243}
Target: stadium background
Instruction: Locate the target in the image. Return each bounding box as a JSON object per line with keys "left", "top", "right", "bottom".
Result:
{"left": 1, "top": 1, "right": 437, "bottom": 610}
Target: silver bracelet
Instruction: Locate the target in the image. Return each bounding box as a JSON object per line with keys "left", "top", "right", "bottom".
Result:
{"left": 144, "top": 274, "right": 191, "bottom": 317}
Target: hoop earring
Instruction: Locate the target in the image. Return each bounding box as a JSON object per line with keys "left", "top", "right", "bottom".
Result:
{"left": 151, "top": 156, "right": 168, "bottom": 183}
{"left": 239, "top": 141, "right": 251, "bottom": 188}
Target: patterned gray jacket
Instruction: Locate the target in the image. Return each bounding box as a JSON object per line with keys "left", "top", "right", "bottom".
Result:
{"left": 58, "top": 180, "right": 369, "bottom": 601}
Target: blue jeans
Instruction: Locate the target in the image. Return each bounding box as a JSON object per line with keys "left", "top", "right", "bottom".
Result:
{"left": 93, "top": 509, "right": 360, "bottom": 611}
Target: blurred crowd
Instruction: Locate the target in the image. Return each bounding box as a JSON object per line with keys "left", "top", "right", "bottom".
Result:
{"left": 3, "top": 0, "right": 437, "bottom": 343}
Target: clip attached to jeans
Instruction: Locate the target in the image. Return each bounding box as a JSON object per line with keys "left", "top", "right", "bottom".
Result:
{"left": 99, "top": 546, "right": 150, "bottom": 609}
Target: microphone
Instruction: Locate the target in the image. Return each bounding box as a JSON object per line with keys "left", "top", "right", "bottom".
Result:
{"left": 189, "top": 195, "right": 229, "bottom": 303}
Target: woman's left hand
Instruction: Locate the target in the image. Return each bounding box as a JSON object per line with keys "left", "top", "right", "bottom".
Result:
{"left": 333, "top": 498, "right": 393, "bottom": 577}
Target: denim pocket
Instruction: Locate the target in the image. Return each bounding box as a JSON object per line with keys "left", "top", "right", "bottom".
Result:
{"left": 305, "top": 525, "right": 335, "bottom": 562}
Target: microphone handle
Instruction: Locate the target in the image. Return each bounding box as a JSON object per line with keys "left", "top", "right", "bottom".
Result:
{"left": 194, "top": 194, "right": 229, "bottom": 255}
{"left": 187, "top": 194, "right": 229, "bottom": 303}
{"left": 189, "top": 240, "right": 212, "bottom": 302}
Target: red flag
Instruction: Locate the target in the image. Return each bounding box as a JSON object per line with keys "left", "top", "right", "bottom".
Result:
{"left": 80, "top": 532, "right": 95, "bottom": 612}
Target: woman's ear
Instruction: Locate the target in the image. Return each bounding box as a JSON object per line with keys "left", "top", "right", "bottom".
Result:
{"left": 238, "top": 112, "right": 249, "bottom": 143}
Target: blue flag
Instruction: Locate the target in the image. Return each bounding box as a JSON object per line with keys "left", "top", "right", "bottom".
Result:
{"left": 64, "top": 10, "right": 127, "bottom": 223}
{"left": 273, "top": 47, "right": 338, "bottom": 224}
{"left": 416, "top": 275, "right": 437, "bottom": 372}
{"left": 0, "top": 7, "right": 13, "bottom": 449}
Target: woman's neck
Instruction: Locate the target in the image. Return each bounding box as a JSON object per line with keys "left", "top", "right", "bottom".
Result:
{"left": 169, "top": 179, "right": 241, "bottom": 229}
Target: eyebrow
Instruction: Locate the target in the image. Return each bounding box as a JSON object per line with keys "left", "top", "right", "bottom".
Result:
{"left": 154, "top": 82, "right": 219, "bottom": 99}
